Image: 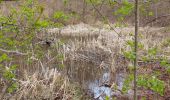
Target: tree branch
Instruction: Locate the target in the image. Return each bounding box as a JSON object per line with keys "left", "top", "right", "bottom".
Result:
{"left": 89, "top": 0, "right": 121, "bottom": 37}
{"left": 145, "top": 14, "right": 170, "bottom": 26}
{"left": 0, "top": 48, "right": 28, "bottom": 55}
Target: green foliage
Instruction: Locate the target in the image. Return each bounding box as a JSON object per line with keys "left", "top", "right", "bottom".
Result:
{"left": 126, "top": 40, "right": 144, "bottom": 50}
{"left": 137, "top": 75, "right": 165, "bottom": 96}
{"left": 0, "top": 53, "right": 9, "bottom": 62}
{"left": 114, "top": 0, "right": 134, "bottom": 17}
{"left": 123, "top": 31, "right": 167, "bottom": 96}
{"left": 160, "top": 58, "right": 170, "bottom": 73}
{"left": 35, "top": 20, "right": 50, "bottom": 28}
{"left": 57, "top": 54, "right": 64, "bottom": 61}
{"left": 124, "top": 51, "right": 135, "bottom": 60}
{"left": 148, "top": 11, "right": 154, "bottom": 16}
{"left": 123, "top": 74, "right": 165, "bottom": 96}
{"left": 7, "top": 82, "right": 18, "bottom": 93}
{"left": 114, "top": 22, "right": 128, "bottom": 27}
{"left": 0, "top": 0, "right": 66, "bottom": 95}
{"left": 3, "top": 69, "right": 15, "bottom": 80}
{"left": 141, "top": 97, "right": 146, "bottom": 100}
{"left": 123, "top": 40, "right": 144, "bottom": 61}
{"left": 122, "top": 74, "right": 133, "bottom": 94}
{"left": 107, "top": 0, "right": 117, "bottom": 6}
{"left": 62, "top": 0, "right": 69, "bottom": 6}
{"left": 126, "top": 40, "right": 134, "bottom": 47}
{"left": 0, "top": 0, "right": 47, "bottom": 51}
{"left": 0, "top": 54, "right": 18, "bottom": 93}
{"left": 160, "top": 58, "right": 169, "bottom": 66}
{"left": 141, "top": 56, "right": 150, "bottom": 62}
{"left": 0, "top": 0, "right": 168, "bottom": 99}
{"left": 105, "top": 96, "right": 110, "bottom": 100}
{"left": 162, "top": 38, "right": 170, "bottom": 47}
{"left": 139, "top": 2, "right": 153, "bottom": 16}
{"left": 86, "top": 0, "right": 102, "bottom": 5}
{"left": 52, "top": 11, "right": 71, "bottom": 26}
{"left": 148, "top": 47, "right": 157, "bottom": 56}
{"left": 53, "top": 11, "right": 69, "bottom": 21}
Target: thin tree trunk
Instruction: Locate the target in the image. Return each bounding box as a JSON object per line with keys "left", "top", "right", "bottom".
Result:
{"left": 82, "top": 0, "right": 86, "bottom": 22}
{"left": 134, "top": 0, "right": 139, "bottom": 100}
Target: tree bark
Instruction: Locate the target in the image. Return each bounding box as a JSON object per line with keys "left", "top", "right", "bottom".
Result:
{"left": 134, "top": 0, "right": 139, "bottom": 100}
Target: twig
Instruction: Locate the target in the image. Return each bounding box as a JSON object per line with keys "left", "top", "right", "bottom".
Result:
{"left": 94, "top": 0, "right": 105, "bottom": 21}
{"left": 89, "top": 0, "right": 121, "bottom": 37}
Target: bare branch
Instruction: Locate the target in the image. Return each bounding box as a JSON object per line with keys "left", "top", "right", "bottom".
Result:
{"left": 89, "top": 0, "right": 121, "bottom": 37}
{"left": 145, "top": 14, "right": 170, "bottom": 26}
{"left": 0, "top": 48, "right": 28, "bottom": 55}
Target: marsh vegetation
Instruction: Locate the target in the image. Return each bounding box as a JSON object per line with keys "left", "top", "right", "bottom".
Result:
{"left": 0, "top": 0, "right": 170, "bottom": 100}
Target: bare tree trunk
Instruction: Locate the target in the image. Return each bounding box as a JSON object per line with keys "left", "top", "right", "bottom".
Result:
{"left": 134, "top": 0, "right": 139, "bottom": 100}
{"left": 82, "top": 0, "right": 86, "bottom": 22}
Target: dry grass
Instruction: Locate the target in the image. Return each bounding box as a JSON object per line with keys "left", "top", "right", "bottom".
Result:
{"left": 2, "top": 68, "right": 85, "bottom": 100}
{"left": 46, "top": 23, "right": 170, "bottom": 64}
{"left": 1, "top": 23, "right": 170, "bottom": 99}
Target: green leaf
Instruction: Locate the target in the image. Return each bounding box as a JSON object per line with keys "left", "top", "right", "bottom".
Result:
{"left": 148, "top": 12, "right": 154, "bottom": 16}
{"left": 10, "top": 65, "right": 17, "bottom": 71}
{"left": 0, "top": 53, "right": 9, "bottom": 62}
{"left": 7, "top": 82, "right": 18, "bottom": 93}
{"left": 126, "top": 40, "right": 134, "bottom": 47}
{"left": 35, "top": 20, "right": 49, "bottom": 28}
{"left": 124, "top": 51, "right": 135, "bottom": 60}
{"left": 3, "top": 70, "right": 15, "bottom": 80}
{"left": 114, "top": 0, "right": 134, "bottom": 16}
{"left": 160, "top": 59, "right": 168, "bottom": 66}
{"left": 53, "top": 11, "right": 69, "bottom": 21}
{"left": 137, "top": 75, "right": 165, "bottom": 96}
{"left": 105, "top": 96, "right": 110, "bottom": 100}
{"left": 148, "top": 47, "right": 157, "bottom": 56}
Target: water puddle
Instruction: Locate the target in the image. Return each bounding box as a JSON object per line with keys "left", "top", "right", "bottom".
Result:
{"left": 87, "top": 72, "right": 126, "bottom": 100}
{"left": 64, "top": 42, "right": 127, "bottom": 99}
{"left": 88, "top": 72, "right": 113, "bottom": 100}
{"left": 66, "top": 59, "right": 126, "bottom": 99}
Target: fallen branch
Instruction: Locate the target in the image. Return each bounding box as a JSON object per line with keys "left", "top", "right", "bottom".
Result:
{"left": 0, "top": 48, "right": 28, "bottom": 55}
